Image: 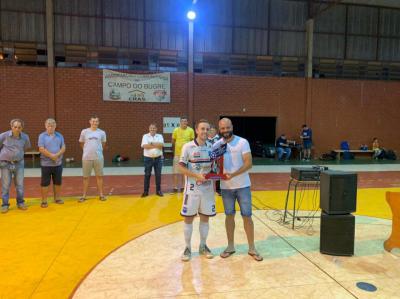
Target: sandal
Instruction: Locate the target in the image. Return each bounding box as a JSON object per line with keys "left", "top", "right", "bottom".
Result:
{"left": 248, "top": 251, "right": 263, "bottom": 262}
{"left": 220, "top": 250, "right": 236, "bottom": 258}
{"left": 41, "top": 202, "right": 48, "bottom": 208}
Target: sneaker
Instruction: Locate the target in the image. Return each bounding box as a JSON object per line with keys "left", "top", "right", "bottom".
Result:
{"left": 199, "top": 244, "right": 214, "bottom": 259}
{"left": 172, "top": 187, "right": 179, "bottom": 193}
{"left": 17, "top": 203, "right": 28, "bottom": 210}
{"left": 156, "top": 191, "right": 164, "bottom": 197}
{"left": 181, "top": 247, "right": 191, "bottom": 262}
{"left": 1, "top": 206, "right": 9, "bottom": 214}
{"left": 41, "top": 201, "right": 48, "bottom": 208}
{"left": 78, "top": 197, "right": 86, "bottom": 203}
{"left": 55, "top": 199, "right": 64, "bottom": 204}
{"left": 99, "top": 196, "right": 107, "bottom": 201}
{"left": 141, "top": 192, "right": 149, "bottom": 198}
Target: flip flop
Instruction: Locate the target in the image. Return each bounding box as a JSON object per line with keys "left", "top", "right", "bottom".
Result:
{"left": 220, "top": 250, "right": 236, "bottom": 258}
{"left": 248, "top": 251, "right": 263, "bottom": 262}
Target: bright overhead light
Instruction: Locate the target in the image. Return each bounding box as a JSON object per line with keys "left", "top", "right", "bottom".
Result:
{"left": 187, "top": 10, "right": 196, "bottom": 20}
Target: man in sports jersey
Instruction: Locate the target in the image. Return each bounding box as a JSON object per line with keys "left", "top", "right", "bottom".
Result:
{"left": 177, "top": 119, "right": 215, "bottom": 261}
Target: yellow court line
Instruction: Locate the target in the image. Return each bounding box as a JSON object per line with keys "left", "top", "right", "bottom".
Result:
{"left": 0, "top": 188, "right": 395, "bottom": 298}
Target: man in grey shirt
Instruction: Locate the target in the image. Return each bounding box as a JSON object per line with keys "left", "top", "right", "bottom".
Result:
{"left": 0, "top": 119, "right": 31, "bottom": 213}
{"left": 38, "top": 118, "right": 66, "bottom": 208}
{"left": 78, "top": 115, "right": 107, "bottom": 202}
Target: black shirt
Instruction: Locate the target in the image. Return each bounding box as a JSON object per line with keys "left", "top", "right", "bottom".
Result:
{"left": 276, "top": 137, "right": 288, "bottom": 148}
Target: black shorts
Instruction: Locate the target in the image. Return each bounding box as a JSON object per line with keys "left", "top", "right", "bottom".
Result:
{"left": 41, "top": 165, "right": 63, "bottom": 187}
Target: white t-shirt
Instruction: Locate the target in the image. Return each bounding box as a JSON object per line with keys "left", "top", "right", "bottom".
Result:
{"left": 179, "top": 140, "right": 214, "bottom": 194}
{"left": 141, "top": 133, "right": 164, "bottom": 158}
{"left": 214, "top": 135, "right": 251, "bottom": 190}
{"left": 79, "top": 128, "right": 107, "bottom": 160}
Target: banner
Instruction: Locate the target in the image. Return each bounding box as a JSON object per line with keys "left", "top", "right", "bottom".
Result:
{"left": 103, "top": 69, "right": 170, "bottom": 103}
{"left": 163, "top": 117, "right": 181, "bottom": 133}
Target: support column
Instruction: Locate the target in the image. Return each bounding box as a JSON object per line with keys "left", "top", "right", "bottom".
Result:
{"left": 46, "top": 0, "right": 56, "bottom": 118}
{"left": 187, "top": 21, "right": 194, "bottom": 123}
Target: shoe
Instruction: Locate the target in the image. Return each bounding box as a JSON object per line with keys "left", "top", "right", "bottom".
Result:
{"left": 179, "top": 188, "right": 185, "bottom": 192}
{"left": 17, "top": 203, "right": 28, "bottom": 210}
{"left": 141, "top": 192, "right": 149, "bottom": 198}
{"left": 172, "top": 187, "right": 179, "bottom": 193}
{"left": 99, "top": 196, "right": 107, "bottom": 201}
{"left": 216, "top": 190, "right": 221, "bottom": 196}
{"left": 156, "top": 191, "right": 164, "bottom": 197}
{"left": 1, "top": 206, "right": 9, "bottom": 214}
{"left": 41, "top": 201, "right": 48, "bottom": 208}
{"left": 55, "top": 199, "right": 64, "bottom": 204}
{"left": 78, "top": 197, "right": 86, "bottom": 203}
{"left": 181, "top": 247, "right": 191, "bottom": 262}
{"left": 199, "top": 244, "right": 214, "bottom": 259}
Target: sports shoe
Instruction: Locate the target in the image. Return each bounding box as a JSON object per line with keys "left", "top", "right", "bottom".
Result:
{"left": 181, "top": 247, "right": 191, "bottom": 262}
{"left": 199, "top": 244, "right": 214, "bottom": 259}
{"left": 1, "top": 206, "right": 9, "bottom": 214}
{"left": 17, "top": 203, "right": 28, "bottom": 210}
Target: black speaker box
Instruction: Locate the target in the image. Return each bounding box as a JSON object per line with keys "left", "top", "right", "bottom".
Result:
{"left": 290, "top": 167, "right": 321, "bottom": 181}
{"left": 320, "top": 212, "right": 355, "bottom": 256}
{"left": 320, "top": 170, "right": 357, "bottom": 214}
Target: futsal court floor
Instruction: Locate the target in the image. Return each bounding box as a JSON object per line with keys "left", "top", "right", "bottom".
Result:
{"left": 1, "top": 163, "right": 400, "bottom": 298}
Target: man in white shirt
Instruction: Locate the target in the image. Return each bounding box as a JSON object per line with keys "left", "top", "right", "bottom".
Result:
{"left": 78, "top": 115, "right": 107, "bottom": 202}
{"left": 141, "top": 123, "right": 164, "bottom": 197}
{"left": 215, "top": 118, "right": 263, "bottom": 261}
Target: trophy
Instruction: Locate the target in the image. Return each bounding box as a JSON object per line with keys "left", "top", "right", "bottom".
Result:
{"left": 205, "top": 143, "right": 227, "bottom": 180}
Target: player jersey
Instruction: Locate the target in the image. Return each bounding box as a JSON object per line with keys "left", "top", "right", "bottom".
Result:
{"left": 179, "top": 139, "right": 214, "bottom": 194}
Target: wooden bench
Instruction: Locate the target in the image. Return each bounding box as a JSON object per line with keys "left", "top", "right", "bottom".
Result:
{"left": 24, "top": 151, "right": 40, "bottom": 163}
{"left": 333, "top": 150, "right": 374, "bottom": 160}
{"left": 384, "top": 192, "right": 400, "bottom": 252}
{"left": 163, "top": 143, "right": 173, "bottom": 157}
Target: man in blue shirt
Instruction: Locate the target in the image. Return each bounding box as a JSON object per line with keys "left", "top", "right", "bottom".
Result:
{"left": 0, "top": 119, "right": 31, "bottom": 213}
{"left": 276, "top": 134, "right": 291, "bottom": 161}
{"left": 300, "top": 124, "right": 312, "bottom": 161}
{"left": 38, "top": 118, "right": 66, "bottom": 208}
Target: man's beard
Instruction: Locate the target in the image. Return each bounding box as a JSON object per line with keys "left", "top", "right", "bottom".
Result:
{"left": 221, "top": 130, "right": 233, "bottom": 139}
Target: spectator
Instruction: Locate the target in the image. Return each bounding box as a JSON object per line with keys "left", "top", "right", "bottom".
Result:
{"left": 140, "top": 123, "right": 164, "bottom": 197}
{"left": 276, "top": 134, "right": 291, "bottom": 161}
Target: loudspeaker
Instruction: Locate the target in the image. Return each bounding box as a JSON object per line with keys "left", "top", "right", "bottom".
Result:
{"left": 320, "top": 170, "right": 357, "bottom": 214}
{"left": 320, "top": 212, "right": 355, "bottom": 256}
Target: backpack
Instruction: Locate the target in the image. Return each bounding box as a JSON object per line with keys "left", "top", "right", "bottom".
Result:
{"left": 340, "top": 141, "right": 350, "bottom": 151}
{"left": 384, "top": 150, "right": 397, "bottom": 160}
{"left": 319, "top": 151, "right": 336, "bottom": 161}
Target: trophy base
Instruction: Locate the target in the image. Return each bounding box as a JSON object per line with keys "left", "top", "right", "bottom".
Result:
{"left": 205, "top": 173, "right": 227, "bottom": 180}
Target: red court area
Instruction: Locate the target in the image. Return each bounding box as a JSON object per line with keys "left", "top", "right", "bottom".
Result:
{"left": 15, "top": 172, "right": 400, "bottom": 198}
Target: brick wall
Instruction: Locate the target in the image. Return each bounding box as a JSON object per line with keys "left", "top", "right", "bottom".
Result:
{"left": 1, "top": 65, "right": 400, "bottom": 160}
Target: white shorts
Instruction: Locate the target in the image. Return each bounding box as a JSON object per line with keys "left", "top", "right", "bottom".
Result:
{"left": 181, "top": 191, "right": 216, "bottom": 217}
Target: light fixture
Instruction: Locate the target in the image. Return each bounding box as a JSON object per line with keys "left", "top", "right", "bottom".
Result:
{"left": 186, "top": 10, "right": 196, "bottom": 21}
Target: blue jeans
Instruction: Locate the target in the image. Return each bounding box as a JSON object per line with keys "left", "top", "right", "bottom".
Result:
{"left": 1, "top": 160, "right": 25, "bottom": 207}
{"left": 143, "top": 156, "right": 163, "bottom": 192}
{"left": 221, "top": 187, "right": 252, "bottom": 217}
{"left": 276, "top": 147, "right": 291, "bottom": 160}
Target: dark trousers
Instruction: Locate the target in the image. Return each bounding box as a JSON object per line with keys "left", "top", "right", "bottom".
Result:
{"left": 144, "top": 156, "right": 163, "bottom": 193}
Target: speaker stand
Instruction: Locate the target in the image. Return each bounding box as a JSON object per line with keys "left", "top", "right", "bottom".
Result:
{"left": 283, "top": 177, "right": 320, "bottom": 229}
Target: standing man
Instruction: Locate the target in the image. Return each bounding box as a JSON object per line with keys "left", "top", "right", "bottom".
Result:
{"left": 300, "top": 124, "right": 312, "bottom": 161}
{"left": 141, "top": 123, "right": 164, "bottom": 197}
{"left": 207, "top": 124, "right": 221, "bottom": 196}
{"left": 216, "top": 118, "right": 263, "bottom": 261}
{"left": 172, "top": 116, "right": 194, "bottom": 192}
{"left": 178, "top": 119, "right": 215, "bottom": 261}
{"left": 38, "top": 118, "right": 66, "bottom": 208}
{"left": 79, "top": 115, "right": 107, "bottom": 202}
{"left": 0, "top": 119, "right": 31, "bottom": 213}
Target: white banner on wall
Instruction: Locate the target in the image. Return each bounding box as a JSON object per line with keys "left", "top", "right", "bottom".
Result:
{"left": 103, "top": 69, "right": 170, "bottom": 103}
{"left": 163, "top": 117, "right": 181, "bottom": 133}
